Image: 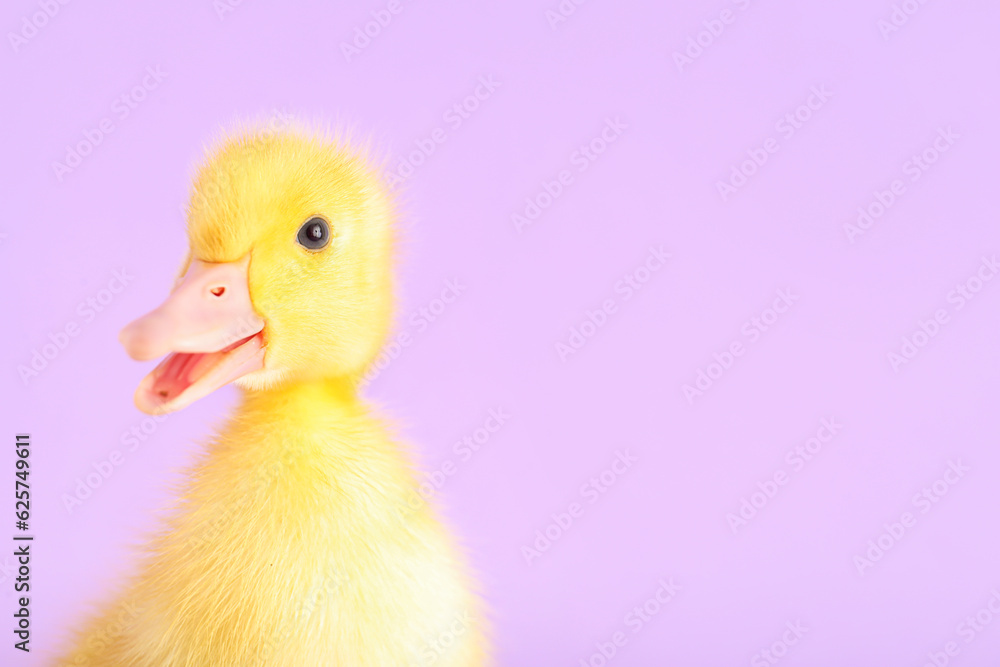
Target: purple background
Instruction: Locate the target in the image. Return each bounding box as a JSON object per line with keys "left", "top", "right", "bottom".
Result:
{"left": 3, "top": 0, "right": 1000, "bottom": 665}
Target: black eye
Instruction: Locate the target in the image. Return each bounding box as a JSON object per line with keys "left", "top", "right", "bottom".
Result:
{"left": 296, "top": 217, "right": 330, "bottom": 251}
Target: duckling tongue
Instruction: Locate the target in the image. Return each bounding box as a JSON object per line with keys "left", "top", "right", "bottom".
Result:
{"left": 135, "top": 332, "right": 264, "bottom": 414}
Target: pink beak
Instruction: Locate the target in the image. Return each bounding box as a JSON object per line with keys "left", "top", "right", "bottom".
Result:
{"left": 120, "top": 256, "right": 266, "bottom": 415}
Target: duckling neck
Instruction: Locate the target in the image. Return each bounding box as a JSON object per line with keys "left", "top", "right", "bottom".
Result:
{"left": 240, "top": 375, "right": 362, "bottom": 421}
{"left": 230, "top": 374, "right": 399, "bottom": 462}
{"left": 215, "top": 375, "right": 417, "bottom": 522}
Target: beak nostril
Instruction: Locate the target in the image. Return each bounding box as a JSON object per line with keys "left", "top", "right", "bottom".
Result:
{"left": 210, "top": 286, "right": 226, "bottom": 298}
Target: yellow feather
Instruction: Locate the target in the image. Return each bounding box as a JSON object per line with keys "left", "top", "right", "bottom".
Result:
{"left": 56, "top": 123, "right": 489, "bottom": 666}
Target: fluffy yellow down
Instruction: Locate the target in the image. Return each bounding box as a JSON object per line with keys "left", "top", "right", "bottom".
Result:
{"left": 55, "top": 124, "right": 489, "bottom": 666}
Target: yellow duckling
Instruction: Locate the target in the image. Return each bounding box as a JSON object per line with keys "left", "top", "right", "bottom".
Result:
{"left": 57, "top": 125, "right": 488, "bottom": 666}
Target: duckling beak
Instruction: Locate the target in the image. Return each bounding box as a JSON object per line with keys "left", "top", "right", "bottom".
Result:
{"left": 119, "top": 256, "right": 266, "bottom": 415}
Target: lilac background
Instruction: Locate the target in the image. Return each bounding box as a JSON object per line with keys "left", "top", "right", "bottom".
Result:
{"left": 3, "top": 0, "right": 1000, "bottom": 665}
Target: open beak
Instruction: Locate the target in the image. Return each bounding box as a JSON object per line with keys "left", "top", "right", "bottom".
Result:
{"left": 119, "top": 255, "right": 266, "bottom": 415}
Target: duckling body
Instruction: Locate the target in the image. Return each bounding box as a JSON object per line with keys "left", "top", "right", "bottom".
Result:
{"left": 57, "top": 127, "right": 487, "bottom": 666}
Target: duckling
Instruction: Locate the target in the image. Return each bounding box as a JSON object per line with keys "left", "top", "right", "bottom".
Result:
{"left": 56, "top": 125, "right": 489, "bottom": 666}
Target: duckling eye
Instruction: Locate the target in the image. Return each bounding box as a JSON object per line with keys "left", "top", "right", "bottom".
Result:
{"left": 296, "top": 217, "right": 330, "bottom": 251}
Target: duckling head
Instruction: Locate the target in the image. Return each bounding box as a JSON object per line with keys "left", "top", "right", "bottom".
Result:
{"left": 119, "top": 126, "right": 394, "bottom": 414}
